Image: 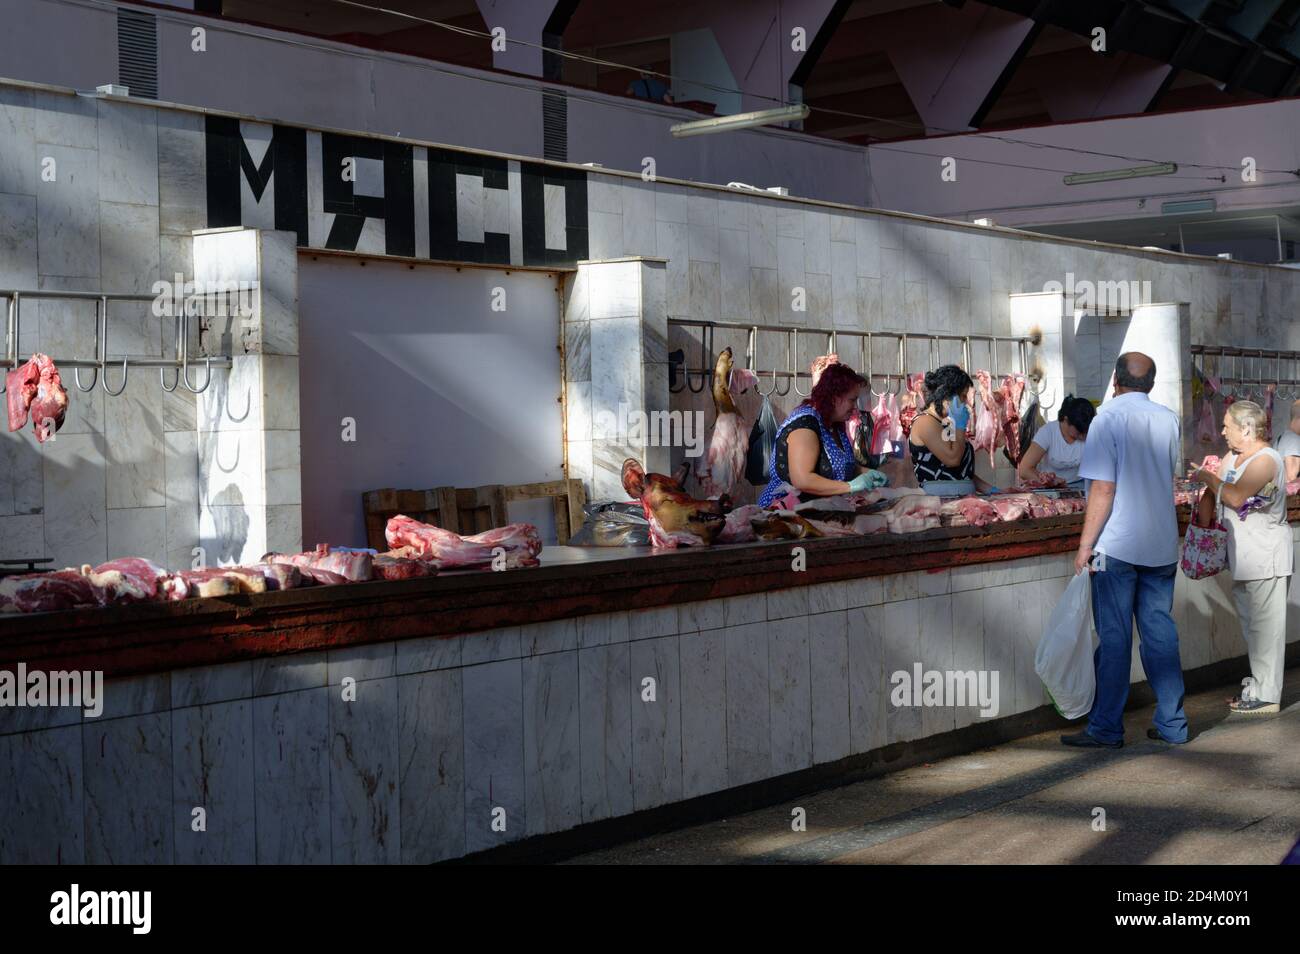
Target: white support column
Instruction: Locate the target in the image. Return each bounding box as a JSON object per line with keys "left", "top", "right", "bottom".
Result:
{"left": 192, "top": 227, "right": 302, "bottom": 565}
{"left": 563, "top": 256, "right": 669, "bottom": 501}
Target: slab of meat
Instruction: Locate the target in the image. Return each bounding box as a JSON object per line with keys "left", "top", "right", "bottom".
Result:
{"left": 700, "top": 348, "right": 749, "bottom": 497}
{"left": 171, "top": 564, "right": 303, "bottom": 598}
{"left": 265, "top": 544, "right": 375, "bottom": 582}
{"left": 971, "top": 370, "right": 1001, "bottom": 466}
{"left": 373, "top": 549, "right": 440, "bottom": 580}
{"left": 0, "top": 569, "right": 99, "bottom": 614}
{"left": 386, "top": 515, "right": 543, "bottom": 566}
{"left": 898, "top": 372, "right": 926, "bottom": 438}
{"left": 83, "top": 557, "right": 171, "bottom": 605}
{"left": 717, "top": 504, "right": 762, "bottom": 544}
{"left": 6, "top": 353, "right": 68, "bottom": 443}
{"left": 939, "top": 496, "right": 1000, "bottom": 528}
{"left": 996, "top": 374, "right": 1027, "bottom": 465}
{"left": 990, "top": 496, "right": 1029, "bottom": 522}
{"left": 1012, "top": 472, "right": 1068, "bottom": 491}
{"left": 880, "top": 494, "right": 941, "bottom": 533}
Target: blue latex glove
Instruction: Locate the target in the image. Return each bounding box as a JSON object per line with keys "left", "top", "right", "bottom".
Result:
{"left": 986, "top": 486, "right": 1000, "bottom": 494}
{"left": 946, "top": 399, "right": 971, "bottom": 432}
{"left": 848, "top": 470, "right": 887, "bottom": 493}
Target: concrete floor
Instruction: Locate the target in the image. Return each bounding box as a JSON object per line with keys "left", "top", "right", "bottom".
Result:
{"left": 564, "top": 668, "right": 1300, "bottom": 865}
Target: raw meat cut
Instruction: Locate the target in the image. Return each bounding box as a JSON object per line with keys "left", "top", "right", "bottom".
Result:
{"left": 869, "top": 392, "right": 895, "bottom": 456}
{"left": 172, "top": 566, "right": 272, "bottom": 598}
{"left": 1196, "top": 399, "right": 1218, "bottom": 444}
{"left": 879, "top": 494, "right": 942, "bottom": 533}
{"left": 990, "top": 497, "right": 1029, "bottom": 522}
{"left": 971, "top": 370, "right": 1001, "bottom": 466}
{"left": 700, "top": 347, "right": 749, "bottom": 497}
{"left": 6, "top": 353, "right": 68, "bottom": 443}
{"left": 898, "top": 372, "right": 926, "bottom": 438}
{"left": 940, "top": 496, "right": 999, "bottom": 528}
{"left": 385, "top": 516, "right": 543, "bottom": 567}
{"left": 265, "top": 544, "right": 375, "bottom": 582}
{"left": 809, "top": 353, "right": 839, "bottom": 386}
{"left": 0, "top": 569, "right": 99, "bottom": 614}
{"left": 373, "top": 549, "right": 440, "bottom": 580}
{"left": 83, "top": 557, "right": 170, "bottom": 605}
{"left": 886, "top": 390, "right": 903, "bottom": 448}
{"left": 996, "top": 375, "right": 1027, "bottom": 465}
{"left": 717, "top": 504, "right": 763, "bottom": 544}
{"left": 1012, "top": 472, "right": 1068, "bottom": 491}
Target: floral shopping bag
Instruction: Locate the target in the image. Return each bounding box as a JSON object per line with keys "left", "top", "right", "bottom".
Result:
{"left": 1180, "top": 487, "right": 1227, "bottom": 580}
{"left": 1180, "top": 521, "right": 1227, "bottom": 579}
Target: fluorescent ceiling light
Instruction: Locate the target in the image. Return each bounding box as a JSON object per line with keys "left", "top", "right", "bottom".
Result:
{"left": 1064, "top": 163, "right": 1177, "bottom": 185}
{"left": 671, "top": 104, "right": 810, "bottom": 138}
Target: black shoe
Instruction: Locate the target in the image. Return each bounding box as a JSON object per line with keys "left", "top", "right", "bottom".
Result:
{"left": 1146, "top": 728, "right": 1187, "bottom": 744}
{"left": 1060, "top": 731, "right": 1122, "bottom": 749}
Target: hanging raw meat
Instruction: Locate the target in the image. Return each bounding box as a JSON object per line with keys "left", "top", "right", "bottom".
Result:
{"left": 700, "top": 347, "right": 749, "bottom": 497}
{"left": 971, "top": 370, "right": 1001, "bottom": 465}
{"left": 1196, "top": 397, "right": 1218, "bottom": 444}
{"left": 886, "top": 389, "right": 903, "bottom": 449}
{"left": 869, "top": 391, "right": 894, "bottom": 456}
{"left": 6, "top": 353, "right": 68, "bottom": 443}
{"left": 997, "top": 374, "right": 1027, "bottom": 465}
{"left": 809, "top": 353, "right": 839, "bottom": 387}
{"left": 1264, "top": 383, "right": 1276, "bottom": 436}
{"left": 898, "top": 372, "right": 926, "bottom": 437}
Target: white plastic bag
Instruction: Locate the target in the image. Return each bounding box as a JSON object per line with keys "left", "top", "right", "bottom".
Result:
{"left": 1035, "top": 571, "right": 1096, "bottom": 720}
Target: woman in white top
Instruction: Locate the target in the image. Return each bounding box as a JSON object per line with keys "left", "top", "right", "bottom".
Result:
{"left": 1193, "top": 400, "right": 1292, "bottom": 714}
{"left": 1017, "top": 395, "right": 1095, "bottom": 489}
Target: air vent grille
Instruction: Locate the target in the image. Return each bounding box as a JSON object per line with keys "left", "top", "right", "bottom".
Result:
{"left": 117, "top": 9, "right": 158, "bottom": 99}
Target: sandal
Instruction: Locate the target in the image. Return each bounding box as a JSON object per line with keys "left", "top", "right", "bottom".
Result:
{"left": 1227, "top": 677, "right": 1280, "bottom": 715}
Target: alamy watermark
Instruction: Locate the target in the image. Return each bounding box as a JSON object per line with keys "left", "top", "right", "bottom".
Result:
{"left": 890, "top": 664, "right": 1000, "bottom": 718}
{"left": 593, "top": 402, "right": 706, "bottom": 457}
{"left": 0, "top": 664, "right": 104, "bottom": 718}
{"left": 151, "top": 273, "right": 258, "bottom": 323}
{"left": 1042, "top": 272, "right": 1152, "bottom": 314}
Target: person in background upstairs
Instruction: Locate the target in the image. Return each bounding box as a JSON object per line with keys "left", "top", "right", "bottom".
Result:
{"left": 1274, "top": 399, "right": 1300, "bottom": 483}
{"left": 1066, "top": 352, "right": 1188, "bottom": 749}
{"left": 1017, "top": 394, "right": 1095, "bottom": 490}
{"left": 758, "top": 362, "right": 888, "bottom": 507}
{"left": 627, "top": 71, "right": 674, "bottom": 104}
{"left": 1194, "top": 401, "right": 1291, "bottom": 715}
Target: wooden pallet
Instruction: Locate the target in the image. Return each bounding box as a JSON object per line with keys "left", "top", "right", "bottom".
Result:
{"left": 363, "top": 479, "right": 587, "bottom": 549}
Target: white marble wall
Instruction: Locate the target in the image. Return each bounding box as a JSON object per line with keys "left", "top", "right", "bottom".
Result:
{"left": 7, "top": 538, "right": 1293, "bottom": 863}
{"left": 0, "top": 86, "right": 210, "bottom": 569}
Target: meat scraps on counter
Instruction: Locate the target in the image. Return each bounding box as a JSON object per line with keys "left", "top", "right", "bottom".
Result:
{"left": 0, "top": 517, "right": 543, "bottom": 615}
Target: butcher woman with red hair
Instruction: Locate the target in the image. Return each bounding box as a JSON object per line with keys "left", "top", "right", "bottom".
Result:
{"left": 758, "top": 362, "right": 888, "bottom": 507}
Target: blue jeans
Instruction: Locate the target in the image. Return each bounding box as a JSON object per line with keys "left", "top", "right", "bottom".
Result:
{"left": 1087, "top": 558, "right": 1188, "bottom": 744}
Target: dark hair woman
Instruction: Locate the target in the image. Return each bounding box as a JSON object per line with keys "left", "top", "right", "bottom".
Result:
{"left": 1017, "top": 394, "right": 1095, "bottom": 489}
{"left": 908, "top": 364, "right": 995, "bottom": 495}
{"left": 758, "top": 362, "right": 888, "bottom": 507}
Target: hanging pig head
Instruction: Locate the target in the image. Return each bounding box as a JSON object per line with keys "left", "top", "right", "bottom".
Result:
{"left": 621, "top": 458, "right": 730, "bottom": 547}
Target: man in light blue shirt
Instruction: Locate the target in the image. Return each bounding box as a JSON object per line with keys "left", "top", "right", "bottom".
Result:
{"left": 1065, "top": 352, "right": 1188, "bottom": 748}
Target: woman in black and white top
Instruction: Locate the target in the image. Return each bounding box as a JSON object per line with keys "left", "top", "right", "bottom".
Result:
{"left": 909, "top": 365, "right": 995, "bottom": 496}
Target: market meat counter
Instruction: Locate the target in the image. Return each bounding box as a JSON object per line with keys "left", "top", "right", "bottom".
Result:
{"left": 4, "top": 493, "right": 1296, "bottom": 680}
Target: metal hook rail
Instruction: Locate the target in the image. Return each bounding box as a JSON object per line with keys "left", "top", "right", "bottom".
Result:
{"left": 1191, "top": 345, "right": 1298, "bottom": 401}
{"left": 0, "top": 289, "right": 237, "bottom": 396}
{"left": 668, "top": 317, "right": 1032, "bottom": 396}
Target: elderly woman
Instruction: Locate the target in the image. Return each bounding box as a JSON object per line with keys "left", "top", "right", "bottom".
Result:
{"left": 909, "top": 364, "right": 996, "bottom": 496}
{"left": 758, "top": 362, "right": 888, "bottom": 507}
{"left": 1017, "top": 394, "right": 1095, "bottom": 489}
{"left": 1194, "top": 400, "right": 1291, "bottom": 715}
